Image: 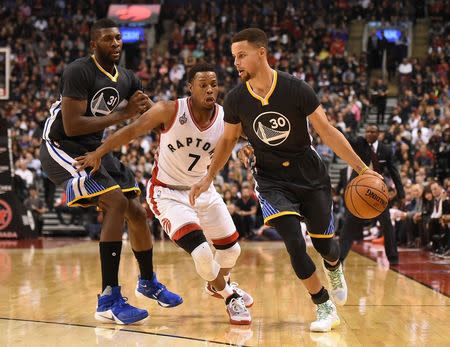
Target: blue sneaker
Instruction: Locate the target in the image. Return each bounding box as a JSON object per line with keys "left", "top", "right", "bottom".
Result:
{"left": 135, "top": 273, "right": 183, "bottom": 308}
{"left": 95, "top": 286, "right": 148, "bottom": 325}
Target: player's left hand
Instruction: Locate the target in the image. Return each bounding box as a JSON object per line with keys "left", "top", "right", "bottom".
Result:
{"left": 189, "top": 175, "right": 213, "bottom": 206}
{"left": 74, "top": 151, "right": 102, "bottom": 174}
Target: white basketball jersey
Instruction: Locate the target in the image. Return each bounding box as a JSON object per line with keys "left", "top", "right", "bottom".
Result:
{"left": 153, "top": 97, "right": 224, "bottom": 187}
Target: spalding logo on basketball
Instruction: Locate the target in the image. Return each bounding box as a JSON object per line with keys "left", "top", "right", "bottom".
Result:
{"left": 90, "top": 87, "right": 120, "bottom": 116}
{"left": 253, "top": 111, "right": 291, "bottom": 146}
{"left": 0, "top": 199, "right": 13, "bottom": 231}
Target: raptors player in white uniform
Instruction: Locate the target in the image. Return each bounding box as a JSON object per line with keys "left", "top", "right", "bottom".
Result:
{"left": 75, "top": 63, "right": 253, "bottom": 325}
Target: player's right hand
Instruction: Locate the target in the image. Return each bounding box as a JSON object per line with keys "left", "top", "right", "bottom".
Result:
{"left": 74, "top": 151, "right": 102, "bottom": 174}
{"left": 125, "top": 91, "right": 151, "bottom": 118}
{"left": 361, "top": 168, "right": 383, "bottom": 180}
{"left": 237, "top": 144, "right": 256, "bottom": 169}
{"left": 189, "top": 175, "right": 213, "bottom": 206}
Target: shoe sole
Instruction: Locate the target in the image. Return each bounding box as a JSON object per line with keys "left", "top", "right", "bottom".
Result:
{"left": 227, "top": 310, "right": 252, "bottom": 325}
{"left": 309, "top": 319, "right": 340, "bottom": 332}
{"left": 205, "top": 287, "right": 254, "bottom": 308}
{"left": 135, "top": 289, "right": 183, "bottom": 308}
{"left": 95, "top": 310, "right": 148, "bottom": 325}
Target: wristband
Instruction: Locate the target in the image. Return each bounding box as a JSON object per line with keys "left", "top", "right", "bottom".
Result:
{"left": 358, "top": 165, "right": 369, "bottom": 175}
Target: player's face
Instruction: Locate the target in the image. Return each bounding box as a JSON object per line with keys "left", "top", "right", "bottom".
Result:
{"left": 365, "top": 126, "right": 379, "bottom": 144}
{"left": 190, "top": 72, "right": 218, "bottom": 109}
{"left": 231, "top": 41, "right": 265, "bottom": 82}
{"left": 93, "top": 27, "right": 123, "bottom": 64}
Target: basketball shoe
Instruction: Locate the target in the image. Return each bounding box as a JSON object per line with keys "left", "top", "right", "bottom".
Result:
{"left": 226, "top": 293, "right": 252, "bottom": 325}
{"left": 95, "top": 286, "right": 148, "bottom": 325}
{"left": 135, "top": 273, "right": 183, "bottom": 308}
{"left": 205, "top": 282, "right": 254, "bottom": 307}
{"left": 310, "top": 300, "right": 340, "bottom": 332}
{"left": 323, "top": 262, "right": 347, "bottom": 306}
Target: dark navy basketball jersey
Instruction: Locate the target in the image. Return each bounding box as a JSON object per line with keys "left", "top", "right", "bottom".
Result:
{"left": 42, "top": 56, "right": 141, "bottom": 149}
{"left": 224, "top": 70, "right": 321, "bottom": 170}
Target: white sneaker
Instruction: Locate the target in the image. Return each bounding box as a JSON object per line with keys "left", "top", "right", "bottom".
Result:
{"left": 229, "top": 282, "right": 254, "bottom": 307}
{"left": 205, "top": 282, "right": 254, "bottom": 308}
{"left": 226, "top": 296, "right": 251, "bottom": 325}
{"left": 323, "top": 262, "right": 347, "bottom": 306}
{"left": 310, "top": 300, "right": 340, "bottom": 332}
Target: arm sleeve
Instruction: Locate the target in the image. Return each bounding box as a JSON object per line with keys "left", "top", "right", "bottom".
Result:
{"left": 296, "top": 79, "right": 320, "bottom": 118}
{"left": 61, "top": 64, "right": 91, "bottom": 100}
{"left": 223, "top": 91, "right": 241, "bottom": 124}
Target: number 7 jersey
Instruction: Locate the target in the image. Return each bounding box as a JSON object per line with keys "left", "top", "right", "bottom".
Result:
{"left": 152, "top": 97, "right": 224, "bottom": 187}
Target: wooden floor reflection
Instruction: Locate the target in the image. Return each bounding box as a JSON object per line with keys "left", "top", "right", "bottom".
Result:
{"left": 0, "top": 240, "right": 449, "bottom": 346}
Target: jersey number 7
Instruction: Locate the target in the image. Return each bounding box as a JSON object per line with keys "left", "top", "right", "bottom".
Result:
{"left": 188, "top": 153, "right": 201, "bottom": 171}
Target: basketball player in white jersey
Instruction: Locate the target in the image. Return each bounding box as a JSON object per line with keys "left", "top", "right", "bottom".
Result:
{"left": 75, "top": 63, "right": 252, "bottom": 325}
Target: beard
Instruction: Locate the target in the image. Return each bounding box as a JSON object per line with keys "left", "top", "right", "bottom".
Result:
{"left": 239, "top": 70, "right": 251, "bottom": 82}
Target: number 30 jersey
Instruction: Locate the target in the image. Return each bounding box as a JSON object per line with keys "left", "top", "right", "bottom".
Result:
{"left": 152, "top": 97, "right": 224, "bottom": 187}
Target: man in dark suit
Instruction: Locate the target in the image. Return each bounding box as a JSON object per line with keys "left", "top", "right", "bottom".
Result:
{"left": 340, "top": 124, "right": 405, "bottom": 265}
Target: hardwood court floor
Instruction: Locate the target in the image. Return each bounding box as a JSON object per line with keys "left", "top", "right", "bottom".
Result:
{"left": 0, "top": 240, "right": 449, "bottom": 346}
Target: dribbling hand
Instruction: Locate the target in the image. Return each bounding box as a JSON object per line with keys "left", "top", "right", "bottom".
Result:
{"left": 74, "top": 151, "right": 102, "bottom": 174}
{"left": 360, "top": 168, "right": 384, "bottom": 180}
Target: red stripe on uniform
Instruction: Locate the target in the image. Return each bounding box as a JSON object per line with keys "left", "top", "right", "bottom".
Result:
{"left": 148, "top": 163, "right": 161, "bottom": 216}
{"left": 172, "top": 223, "right": 202, "bottom": 241}
{"left": 211, "top": 231, "right": 239, "bottom": 246}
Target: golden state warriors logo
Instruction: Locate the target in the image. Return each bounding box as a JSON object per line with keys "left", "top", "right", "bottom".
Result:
{"left": 90, "top": 87, "right": 120, "bottom": 116}
{"left": 253, "top": 111, "right": 291, "bottom": 146}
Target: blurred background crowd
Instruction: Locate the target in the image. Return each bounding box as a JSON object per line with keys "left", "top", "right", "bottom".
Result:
{"left": 0, "top": 0, "right": 448, "bottom": 256}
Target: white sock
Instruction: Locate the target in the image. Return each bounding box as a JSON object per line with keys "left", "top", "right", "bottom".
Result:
{"left": 217, "top": 283, "right": 234, "bottom": 299}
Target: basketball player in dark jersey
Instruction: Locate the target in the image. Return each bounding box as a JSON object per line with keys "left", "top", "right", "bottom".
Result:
{"left": 190, "top": 28, "right": 382, "bottom": 332}
{"left": 39, "top": 19, "right": 181, "bottom": 325}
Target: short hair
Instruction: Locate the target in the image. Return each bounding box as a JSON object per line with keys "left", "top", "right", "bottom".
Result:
{"left": 187, "top": 63, "right": 216, "bottom": 83}
{"left": 366, "top": 124, "right": 379, "bottom": 131}
{"left": 90, "top": 18, "right": 118, "bottom": 40}
{"left": 232, "top": 28, "right": 268, "bottom": 50}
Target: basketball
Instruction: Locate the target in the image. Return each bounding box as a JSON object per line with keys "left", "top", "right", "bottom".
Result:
{"left": 344, "top": 175, "right": 389, "bottom": 219}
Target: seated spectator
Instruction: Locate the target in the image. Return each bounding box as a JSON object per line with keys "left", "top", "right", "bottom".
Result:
{"left": 234, "top": 186, "right": 257, "bottom": 239}
{"left": 24, "top": 186, "right": 47, "bottom": 235}
{"left": 54, "top": 191, "right": 83, "bottom": 226}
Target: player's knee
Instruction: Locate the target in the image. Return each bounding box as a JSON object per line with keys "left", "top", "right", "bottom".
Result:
{"left": 311, "top": 237, "right": 340, "bottom": 262}
{"left": 191, "top": 242, "right": 220, "bottom": 281}
{"left": 126, "top": 199, "right": 147, "bottom": 223}
{"left": 214, "top": 242, "right": 241, "bottom": 269}
{"left": 100, "top": 189, "right": 128, "bottom": 214}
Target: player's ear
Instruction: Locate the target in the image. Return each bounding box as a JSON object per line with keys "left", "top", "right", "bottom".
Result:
{"left": 259, "top": 47, "right": 266, "bottom": 57}
{"left": 187, "top": 82, "right": 193, "bottom": 94}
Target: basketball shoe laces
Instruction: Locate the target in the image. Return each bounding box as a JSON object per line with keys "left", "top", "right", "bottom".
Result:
{"left": 229, "top": 282, "right": 243, "bottom": 295}
{"left": 329, "top": 267, "right": 343, "bottom": 290}
{"left": 229, "top": 297, "right": 247, "bottom": 314}
{"left": 317, "top": 301, "right": 333, "bottom": 320}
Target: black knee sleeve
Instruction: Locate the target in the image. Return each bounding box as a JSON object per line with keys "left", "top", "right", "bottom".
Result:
{"left": 310, "top": 237, "right": 340, "bottom": 263}
{"left": 271, "top": 216, "right": 316, "bottom": 279}
{"left": 175, "top": 230, "right": 207, "bottom": 254}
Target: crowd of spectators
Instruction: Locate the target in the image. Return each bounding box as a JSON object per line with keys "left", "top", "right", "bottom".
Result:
{"left": 0, "top": 1, "right": 448, "bottom": 255}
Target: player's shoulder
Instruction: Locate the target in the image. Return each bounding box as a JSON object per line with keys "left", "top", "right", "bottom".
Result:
{"left": 64, "top": 56, "right": 95, "bottom": 74}
{"left": 276, "top": 70, "right": 306, "bottom": 87}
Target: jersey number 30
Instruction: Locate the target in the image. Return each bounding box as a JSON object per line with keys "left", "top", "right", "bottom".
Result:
{"left": 188, "top": 153, "right": 201, "bottom": 171}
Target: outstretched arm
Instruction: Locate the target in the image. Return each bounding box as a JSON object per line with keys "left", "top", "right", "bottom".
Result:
{"left": 309, "top": 105, "right": 382, "bottom": 179}
{"left": 189, "top": 122, "right": 242, "bottom": 205}
{"left": 74, "top": 101, "right": 175, "bottom": 173}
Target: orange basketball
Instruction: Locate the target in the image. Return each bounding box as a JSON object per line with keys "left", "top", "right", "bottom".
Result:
{"left": 344, "top": 175, "right": 389, "bottom": 219}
